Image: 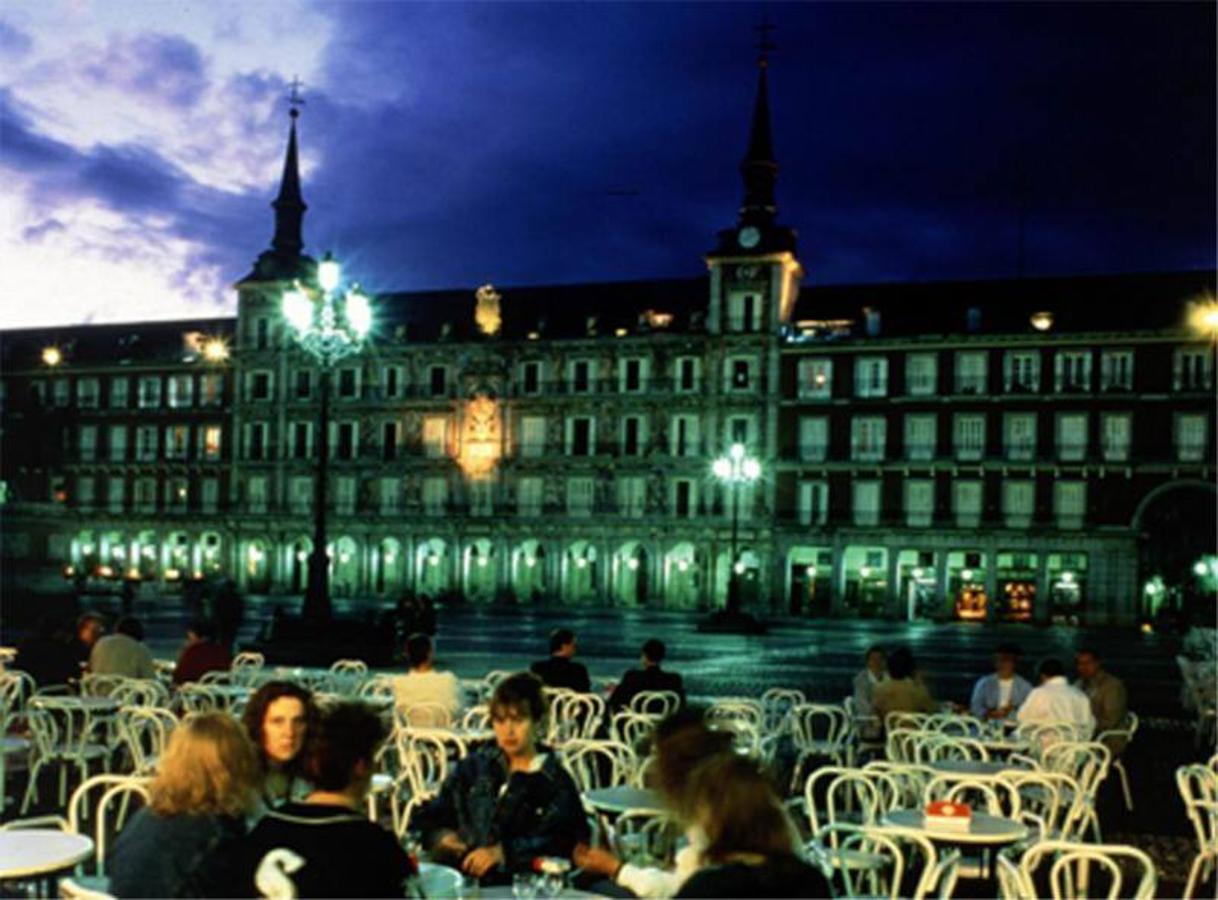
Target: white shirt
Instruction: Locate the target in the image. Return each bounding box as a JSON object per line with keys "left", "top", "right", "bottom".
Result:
{"left": 617, "top": 827, "right": 705, "bottom": 899}
{"left": 392, "top": 670, "right": 461, "bottom": 724}
{"left": 1016, "top": 676, "right": 1095, "bottom": 737}
{"left": 997, "top": 677, "right": 1015, "bottom": 709}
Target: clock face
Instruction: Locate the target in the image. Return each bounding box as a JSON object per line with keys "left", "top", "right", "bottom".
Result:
{"left": 737, "top": 226, "right": 761, "bottom": 249}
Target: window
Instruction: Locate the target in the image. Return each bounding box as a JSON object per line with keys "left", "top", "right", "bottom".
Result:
{"left": 135, "top": 425, "right": 158, "bottom": 462}
{"left": 423, "top": 416, "right": 448, "bottom": 458}
{"left": 295, "top": 370, "right": 312, "bottom": 400}
{"left": 200, "top": 373, "right": 223, "bottom": 406}
{"left": 1002, "top": 480, "right": 1035, "bottom": 528}
{"left": 1004, "top": 351, "right": 1040, "bottom": 392}
{"left": 1176, "top": 414, "right": 1208, "bottom": 462}
{"left": 1101, "top": 413, "right": 1131, "bottom": 462}
{"left": 335, "top": 477, "right": 356, "bottom": 515}
{"left": 423, "top": 477, "right": 448, "bottom": 516}
{"left": 904, "top": 414, "right": 937, "bottom": 461}
{"left": 517, "top": 477, "right": 543, "bottom": 517}
{"left": 77, "top": 378, "right": 99, "bottom": 409}
{"left": 620, "top": 358, "right": 645, "bottom": 393}
{"left": 109, "top": 376, "right": 129, "bottom": 409}
{"left": 728, "top": 291, "right": 761, "bottom": 332}
{"left": 291, "top": 422, "right": 311, "bottom": 459}
{"left": 671, "top": 415, "right": 700, "bottom": 457}
{"left": 137, "top": 376, "right": 161, "bottom": 408}
{"left": 290, "top": 476, "right": 313, "bottom": 514}
{"left": 255, "top": 317, "right": 269, "bottom": 350}
{"left": 1100, "top": 350, "right": 1134, "bottom": 391}
{"left": 201, "top": 478, "right": 219, "bottom": 513}
{"left": 798, "top": 416, "right": 829, "bottom": 462}
{"left": 135, "top": 477, "right": 158, "bottom": 514}
{"left": 76, "top": 476, "right": 95, "bottom": 510}
{"left": 200, "top": 425, "right": 222, "bottom": 461}
{"left": 676, "top": 358, "right": 699, "bottom": 392}
{"left": 164, "top": 425, "right": 189, "bottom": 460}
{"left": 382, "top": 365, "right": 402, "bottom": 399}
{"left": 1055, "top": 351, "right": 1092, "bottom": 392}
{"left": 1003, "top": 413, "right": 1037, "bottom": 462}
{"left": 1175, "top": 349, "right": 1213, "bottom": 391}
{"left": 246, "top": 476, "right": 267, "bottom": 513}
{"left": 727, "top": 358, "right": 753, "bottom": 391}
{"left": 336, "top": 422, "right": 356, "bottom": 460}
{"left": 953, "top": 414, "right": 986, "bottom": 461}
{"left": 108, "top": 425, "right": 127, "bottom": 462}
{"left": 852, "top": 480, "right": 881, "bottom": 527}
{"left": 673, "top": 479, "right": 696, "bottom": 518}
{"left": 954, "top": 351, "right": 988, "bottom": 394}
{"left": 617, "top": 477, "right": 646, "bottom": 518}
{"left": 854, "top": 356, "right": 888, "bottom": 398}
{"left": 905, "top": 353, "right": 937, "bottom": 396}
{"left": 953, "top": 480, "right": 983, "bottom": 528}
{"left": 52, "top": 378, "right": 69, "bottom": 407}
{"left": 337, "top": 368, "right": 358, "bottom": 399}
{"left": 570, "top": 360, "right": 592, "bottom": 394}
{"left": 520, "top": 416, "right": 546, "bottom": 457}
{"left": 797, "top": 358, "right": 832, "bottom": 399}
{"left": 107, "top": 477, "right": 125, "bottom": 513}
{"left": 1054, "top": 481, "right": 1086, "bottom": 529}
{"left": 798, "top": 480, "right": 829, "bottom": 526}
{"left": 167, "top": 478, "right": 189, "bottom": 512}
{"left": 469, "top": 480, "right": 493, "bottom": 517}
{"left": 521, "top": 361, "right": 542, "bottom": 395}
{"left": 726, "top": 416, "right": 754, "bottom": 450}
{"left": 566, "top": 477, "right": 595, "bottom": 516}
{"left": 382, "top": 421, "right": 399, "bottom": 461}
{"left": 1056, "top": 413, "right": 1088, "bottom": 462}
{"left": 168, "top": 374, "right": 193, "bottom": 408}
{"left": 567, "top": 417, "right": 594, "bottom": 456}
{"left": 247, "top": 422, "right": 268, "bottom": 461}
{"left": 904, "top": 479, "right": 935, "bottom": 528}
{"left": 79, "top": 425, "right": 97, "bottom": 462}
{"left": 429, "top": 366, "right": 448, "bottom": 397}
{"left": 621, "top": 416, "right": 645, "bottom": 456}
{"left": 850, "top": 416, "right": 887, "bottom": 462}
{"left": 250, "top": 372, "right": 272, "bottom": 401}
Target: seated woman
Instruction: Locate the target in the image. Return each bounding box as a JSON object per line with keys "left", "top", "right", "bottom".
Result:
{"left": 241, "top": 680, "right": 319, "bottom": 806}
{"left": 413, "top": 672, "right": 589, "bottom": 884}
{"left": 872, "top": 646, "right": 936, "bottom": 724}
{"left": 675, "top": 753, "right": 832, "bottom": 898}
{"left": 109, "top": 712, "right": 260, "bottom": 897}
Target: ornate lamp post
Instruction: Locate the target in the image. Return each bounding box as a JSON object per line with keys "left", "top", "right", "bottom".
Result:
{"left": 712, "top": 442, "right": 761, "bottom": 616}
{"left": 281, "top": 252, "right": 372, "bottom": 622}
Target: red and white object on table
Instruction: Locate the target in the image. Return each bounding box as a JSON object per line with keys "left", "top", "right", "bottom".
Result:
{"left": 925, "top": 800, "right": 973, "bottom": 832}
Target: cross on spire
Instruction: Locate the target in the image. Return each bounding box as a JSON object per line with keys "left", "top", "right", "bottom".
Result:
{"left": 287, "top": 75, "right": 306, "bottom": 119}
{"left": 756, "top": 18, "right": 777, "bottom": 67}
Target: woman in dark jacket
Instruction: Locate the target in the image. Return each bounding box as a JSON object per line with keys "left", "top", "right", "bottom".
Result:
{"left": 109, "top": 713, "right": 260, "bottom": 897}
{"left": 414, "top": 672, "right": 589, "bottom": 884}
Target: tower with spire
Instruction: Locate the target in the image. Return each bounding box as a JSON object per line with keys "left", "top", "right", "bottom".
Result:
{"left": 706, "top": 23, "right": 802, "bottom": 335}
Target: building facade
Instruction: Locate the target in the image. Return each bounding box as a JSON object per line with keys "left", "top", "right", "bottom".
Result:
{"left": 2, "top": 60, "right": 1214, "bottom": 626}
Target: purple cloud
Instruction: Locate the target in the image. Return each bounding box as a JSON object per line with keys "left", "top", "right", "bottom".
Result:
{"left": 79, "top": 32, "right": 208, "bottom": 108}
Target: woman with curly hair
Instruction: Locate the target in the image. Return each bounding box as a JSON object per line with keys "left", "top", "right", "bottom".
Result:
{"left": 241, "top": 680, "right": 319, "bottom": 805}
{"left": 110, "top": 712, "right": 260, "bottom": 897}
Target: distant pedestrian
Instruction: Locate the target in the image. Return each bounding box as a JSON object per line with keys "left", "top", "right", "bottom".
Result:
{"left": 530, "top": 628, "right": 590, "bottom": 692}
{"left": 608, "top": 639, "right": 685, "bottom": 714}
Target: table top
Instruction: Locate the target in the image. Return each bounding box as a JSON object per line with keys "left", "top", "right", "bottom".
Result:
{"left": 33, "top": 696, "right": 119, "bottom": 712}
{"left": 929, "top": 759, "right": 1017, "bottom": 776}
{"left": 583, "top": 786, "right": 662, "bottom": 814}
{"left": 0, "top": 831, "right": 94, "bottom": 879}
{"left": 882, "top": 809, "right": 1028, "bottom": 846}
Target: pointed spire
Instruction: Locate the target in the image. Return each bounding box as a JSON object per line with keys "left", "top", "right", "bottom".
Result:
{"left": 271, "top": 81, "right": 307, "bottom": 259}
{"left": 739, "top": 21, "right": 778, "bottom": 226}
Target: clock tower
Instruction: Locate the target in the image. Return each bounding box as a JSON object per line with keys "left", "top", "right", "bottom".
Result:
{"left": 706, "top": 30, "right": 802, "bottom": 335}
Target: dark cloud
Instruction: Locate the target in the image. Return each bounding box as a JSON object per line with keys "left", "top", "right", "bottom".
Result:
{"left": 79, "top": 32, "right": 208, "bottom": 108}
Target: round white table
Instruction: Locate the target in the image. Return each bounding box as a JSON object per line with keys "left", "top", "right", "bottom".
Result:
{"left": 882, "top": 809, "right": 1028, "bottom": 845}
{"left": 583, "top": 786, "right": 662, "bottom": 814}
{"left": 929, "top": 759, "right": 1017, "bottom": 777}
{"left": 0, "top": 831, "right": 94, "bottom": 879}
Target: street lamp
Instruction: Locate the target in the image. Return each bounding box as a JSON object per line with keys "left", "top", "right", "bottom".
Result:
{"left": 281, "top": 252, "right": 373, "bottom": 622}
{"left": 712, "top": 442, "right": 761, "bottom": 615}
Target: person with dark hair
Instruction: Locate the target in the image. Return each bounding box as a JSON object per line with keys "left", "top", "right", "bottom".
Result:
{"left": 674, "top": 753, "right": 831, "bottom": 898}
{"left": 1075, "top": 648, "right": 1129, "bottom": 749}
{"left": 530, "top": 628, "right": 591, "bottom": 692}
{"left": 14, "top": 616, "right": 81, "bottom": 687}
{"left": 969, "top": 644, "right": 1033, "bottom": 720}
{"left": 172, "top": 619, "right": 232, "bottom": 686}
{"left": 1017, "top": 657, "right": 1095, "bottom": 737}
{"left": 242, "top": 703, "right": 413, "bottom": 898}
{"left": 871, "top": 647, "right": 935, "bottom": 722}
{"left": 607, "top": 638, "right": 686, "bottom": 714}
{"left": 574, "top": 709, "right": 735, "bottom": 897}
{"left": 241, "top": 681, "right": 320, "bottom": 805}
{"left": 392, "top": 632, "right": 461, "bottom": 725}
{"left": 71, "top": 612, "right": 105, "bottom": 673}
{"left": 851, "top": 645, "right": 887, "bottom": 734}
{"left": 414, "top": 672, "right": 589, "bottom": 884}
{"left": 89, "top": 615, "right": 155, "bottom": 679}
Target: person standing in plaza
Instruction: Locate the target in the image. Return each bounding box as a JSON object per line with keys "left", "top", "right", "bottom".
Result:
{"left": 530, "top": 628, "right": 591, "bottom": 692}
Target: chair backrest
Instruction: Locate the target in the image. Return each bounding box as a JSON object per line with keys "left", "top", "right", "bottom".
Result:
{"left": 609, "top": 808, "right": 681, "bottom": 867}
{"left": 811, "top": 823, "right": 905, "bottom": 900}
{"left": 550, "top": 692, "right": 606, "bottom": 743}
{"left": 0, "top": 670, "right": 37, "bottom": 716}
{"left": 924, "top": 774, "right": 1021, "bottom": 817}
{"left": 396, "top": 702, "right": 454, "bottom": 730}
{"left": 706, "top": 698, "right": 765, "bottom": 729}
{"left": 925, "top": 714, "right": 984, "bottom": 737}
{"left": 327, "top": 659, "right": 369, "bottom": 694}
{"left": 855, "top": 768, "right": 904, "bottom": 815}
{"left": 632, "top": 753, "right": 658, "bottom": 790}
{"left": 116, "top": 706, "right": 178, "bottom": 775}
{"left": 629, "top": 690, "right": 681, "bottom": 718}
{"left": 885, "top": 727, "right": 924, "bottom": 763}
{"left": 790, "top": 703, "right": 849, "bottom": 753}
{"left": 1016, "top": 721, "right": 1086, "bottom": 754}
{"left": 805, "top": 767, "right": 880, "bottom": 840}
{"left": 561, "top": 739, "right": 635, "bottom": 793}
{"left": 67, "top": 774, "right": 151, "bottom": 857}
{"left": 459, "top": 705, "right": 491, "bottom": 733}
{"left": 93, "top": 780, "right": 152, "bottom": 875}
{"left": 111, "top": 679, "right": 170, "bottom": 708}
{"left": 1176, "top": 763, "right": 1218, "bottom": 852}
{"left": 397, "top": 729, "right": 467, "bottom": 796}
{"left": 761, "top": 688, "right": 806, "bottom": 732}
{"left": 843, "top": 696, "right": 882, "bottom": 742}
{"left": 231, "top": 651, "right": 265, "bottom": 670}
{"left": 920, "top": 735, "right": 990, "bottom": 763}
{"left": 482, "top": 669, "right": 514, "bottom": 698}
{"left": 610, "top": 711, "right": 657, "bottom": 751}
{"left": 80, "top": 674, "right": 127, "bottom": 698}
{"left": 863, "top": 761, "right": 936, "bottom": 809}
{"left": 1000, "top": 770, "right": 1072, "bottom": 839}
{"left": 1018, "top": 840, "right": 1157, "bottom": 900}
{"left": 1041, "top": 741, "right": 1111, "bottom": 797}
{"left": 707, "top": 718, "right": 762, "bottom": 757}
{"left": 28, "top": 697, "right": 95, "bottom": 757}
{"left": 886, "top": 711, "right": 932, "bottom": 732}
{"left": 177, "top": 683, "right": 224, "bottom": 715}
{"left": 359, "top": 675, "right": 397, "bottom": 701}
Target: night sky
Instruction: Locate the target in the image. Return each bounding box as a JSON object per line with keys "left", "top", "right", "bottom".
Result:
{"left": 1, "top": 1, "right": 1214, "bottom": 328}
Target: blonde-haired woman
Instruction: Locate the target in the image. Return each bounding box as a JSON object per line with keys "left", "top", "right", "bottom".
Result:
{"left": 110, "top": 712, "right": 260, "bottom": 898}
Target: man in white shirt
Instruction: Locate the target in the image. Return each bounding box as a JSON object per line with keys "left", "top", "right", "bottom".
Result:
{"left": 1017, "top": 657, "right": 1095, "bottom": 739}
{"left": 393, "top": 633, "right": 462, "bottom": 726}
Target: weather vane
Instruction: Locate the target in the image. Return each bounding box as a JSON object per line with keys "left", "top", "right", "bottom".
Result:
{"left": 287, "top": 76, "right": 306, "bottom": 118}
{"left": 756, "top": 18, "right": 777, "bottom": 67}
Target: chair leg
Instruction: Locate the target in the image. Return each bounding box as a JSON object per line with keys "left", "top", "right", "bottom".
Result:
{"left": 20, "top": 760, "right": 40, "bottom": 814}
{"left": 1183, "top": 853, "right": 1204, "bottom": 899}
{"left": 1116, "top": 760, "right": 1133, "bottom": 812}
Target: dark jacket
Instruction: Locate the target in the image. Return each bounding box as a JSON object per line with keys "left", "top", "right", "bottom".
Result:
{"left": 530, "top": 656, "right": 591, "bottom": 693}
{"left": 14, "top": 635, "right": 80, "bottom": 687}
{"left": 413, "top": 743, "right": 590, "bottom": 881}
{"left": 607, "top": 666, "right": 686, "bottom": 714}
{"left": 677, "top": 856, "right": 833, "bottom": 898}
{"left": 109, "top": 809, "right": 247, "bottom": 898}
{"left": 172, "top": 640, "right": 232, "bottom": 686}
